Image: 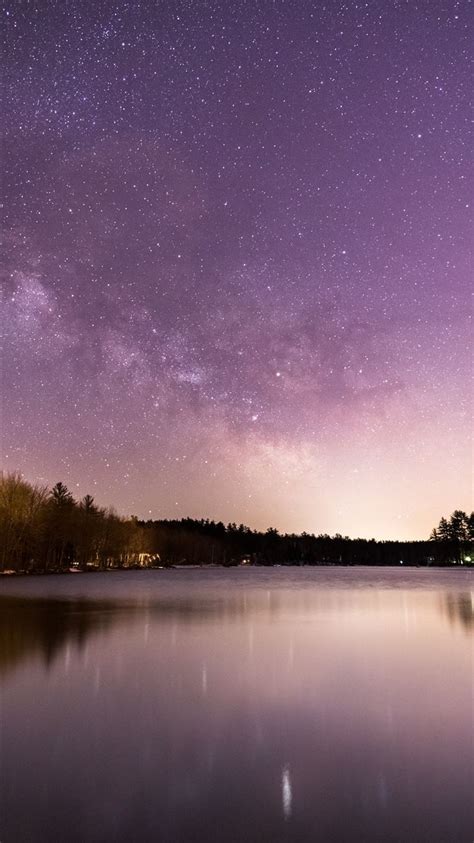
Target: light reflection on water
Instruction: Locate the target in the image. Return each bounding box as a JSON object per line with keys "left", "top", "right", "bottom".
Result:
{"left": 0, "top": 568, "right": 473, "bottom": 842}
{"left": 281, "top": 765, "right": 292, "bottom": 820}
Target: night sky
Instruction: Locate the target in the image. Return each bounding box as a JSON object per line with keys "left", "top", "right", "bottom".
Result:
{"left": 2, "top": 1, "right": 472, "bottom": 539}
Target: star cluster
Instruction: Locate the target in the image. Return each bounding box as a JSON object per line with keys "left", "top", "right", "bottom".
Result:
{"left": 2, "top": 0, "right": 472, "bottom": 538}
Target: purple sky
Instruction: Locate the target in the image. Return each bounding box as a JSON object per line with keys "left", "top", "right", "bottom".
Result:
{"left": 2, "top": 1, "right": 472, "bottom": 539}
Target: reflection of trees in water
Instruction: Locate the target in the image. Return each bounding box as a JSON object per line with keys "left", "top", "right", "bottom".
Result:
{"left": 0, "top": 594, "right": 253, "bottom": 676}
{"left": 0, "top": 597, "right": 124, "bottom": 677}
{"left": 440, "top": 593, "right": 474, "bottom": 631}
{"left": 3, "top": 587, "right": 472, "bottom": 676}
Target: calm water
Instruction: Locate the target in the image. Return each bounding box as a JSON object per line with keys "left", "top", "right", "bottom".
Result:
{"left": 1, "top": 568, "right": 472, "bottom": 842}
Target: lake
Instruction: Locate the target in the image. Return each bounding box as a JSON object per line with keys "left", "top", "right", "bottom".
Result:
{"left": 0, "top": 568, "right": 472, "bottom": 842}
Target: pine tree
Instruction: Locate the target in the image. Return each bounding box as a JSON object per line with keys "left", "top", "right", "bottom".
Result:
{"left": 50, "top": 482, "right": 74, "bottom": 507}
{"left": 437, "top": 517, "right": 450, "bottom": 541}
{"left": 448, "top": 510, "right": 469, "bottom": 542}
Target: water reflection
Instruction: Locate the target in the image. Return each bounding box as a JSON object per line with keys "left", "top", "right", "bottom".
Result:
{"left": 1, "top": 586, "right": 472, "bottom": 678}
{"left": 1, "top": 571, "right": 473, "bottom": 843}
{"left": 0, "top": 596, "right": 119, "bottom": 676}
{"left": 440, "top": 591, "right": 474, "bottom": 630}
{"left": 0, "top": 593, "right": 253, "bottom": 676}
{"left": 281, "top": 765, "right": 292, "bottom": 820}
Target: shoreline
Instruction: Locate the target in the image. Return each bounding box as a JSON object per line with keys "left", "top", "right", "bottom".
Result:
{"left": 2, "top": 563, "right": 473, "bottom": 578}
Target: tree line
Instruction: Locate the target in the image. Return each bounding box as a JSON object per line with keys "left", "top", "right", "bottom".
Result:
{"left": 0, "top": 472, "right": 472, "bottom": 573}
{"left": 0, "top": 473, "right": 152, "bottom": 573}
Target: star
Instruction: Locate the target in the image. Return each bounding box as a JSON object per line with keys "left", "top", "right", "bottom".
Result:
{"left": 1, "top": 0, "right": 470, "bottom": 539}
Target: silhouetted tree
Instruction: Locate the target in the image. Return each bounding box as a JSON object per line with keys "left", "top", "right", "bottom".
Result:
{"left": 429, "top": 510, "right": 474, "bottom": 564}
{"left": 0, "top": 473, "right": 48, "bottom": 571}
{"left": 51, "top": 482, "right": 74, "bottom": 507}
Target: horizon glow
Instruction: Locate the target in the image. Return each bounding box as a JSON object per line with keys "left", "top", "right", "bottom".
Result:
{"left": 2, "top": 1, "right": 472, "bottom": 540}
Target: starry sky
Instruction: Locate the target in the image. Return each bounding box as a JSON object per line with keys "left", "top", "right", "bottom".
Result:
{"left": 2, "top": 0, "right": 472, "bottom": 539}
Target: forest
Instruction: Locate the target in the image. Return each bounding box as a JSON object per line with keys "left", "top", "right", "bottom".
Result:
{"left": 0, "top": 472, "right": 472, "bottom": 573}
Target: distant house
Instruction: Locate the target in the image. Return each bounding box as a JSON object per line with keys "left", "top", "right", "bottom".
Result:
{"left": 138, "top": 553, "right": 160, "bottom": 566}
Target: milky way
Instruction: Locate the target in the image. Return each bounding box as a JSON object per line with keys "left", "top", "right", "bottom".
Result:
{"left": 2, "top": 1, "right": 472, "bottom": 538}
